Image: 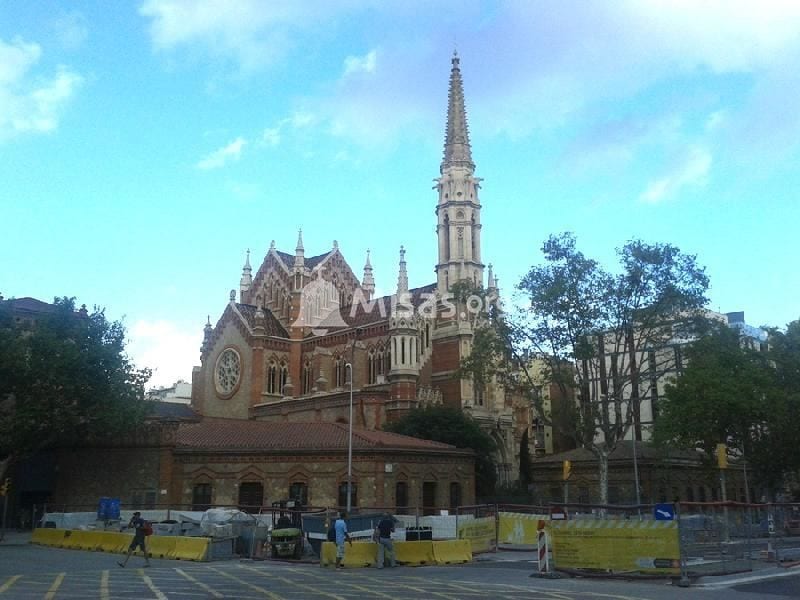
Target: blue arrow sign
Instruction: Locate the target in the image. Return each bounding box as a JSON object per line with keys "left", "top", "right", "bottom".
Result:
{"left": 654, "top": 503, "right": 675, "bottom": 521}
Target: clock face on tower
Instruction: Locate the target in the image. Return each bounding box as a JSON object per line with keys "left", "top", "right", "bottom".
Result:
{"left": 214, "top": 348, "right": 241, "bottom": 398}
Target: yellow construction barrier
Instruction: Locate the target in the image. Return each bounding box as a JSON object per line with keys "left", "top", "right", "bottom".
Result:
{"left": 320, "top": 541, "right": 376, "bottom": 567}
{"left": 148, "top": 535, "right": 177, "bottom": 559}
{"left": 550, "top": 519, "right": 680, "bottom": 574}
{"left": 457, "top": 517, "right": 496, "bottom": 553}
{"left": 30, "top": 529, "right": 209, "bottom": 562}
{"left": 498, "top": 512, "right": 549, "bottom": 546}
{"left": 394, "top": 541, "right": 436, "bottom": 565}
{"left": 32, "top": 528, "right": 67, "bottom": 546}
{"left": 172, "top": 537, "right": 209, "bottom": 561}
{"left": 432, "top": 540, "right": 472, "bottom": 564}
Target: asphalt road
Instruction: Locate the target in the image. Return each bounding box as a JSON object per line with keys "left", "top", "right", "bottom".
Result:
{"left": 2, "top": 538, "right": 800, "bottom": 599}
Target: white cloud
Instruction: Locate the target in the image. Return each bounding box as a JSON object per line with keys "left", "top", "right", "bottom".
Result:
{"left": 640, "top": 146, "right": 712, "bottom": 204}
{"left": 52, "top": 12, "right": 89, "bottom": 49}
{"left": 343, "top": 49, "right": 377, "bottom": 76}
{"left": 196, "top": 136, "right": 246, "bottom": 169}
{"left": 259, "top": 111, "right": 317, "bottom": 147}
{"left": 139, "top": 0, "right": 356, "bottom": 72}
{"left": 0, "top": 37, "right": 83, "bottom": 142}
{"left": 128, "top": 319, "right": 202, "bottom": 388}
{"left": 262, "top": 127, "right": 280, "bottom": 146}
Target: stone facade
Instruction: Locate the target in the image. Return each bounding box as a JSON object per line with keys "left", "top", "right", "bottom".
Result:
{"left": 190, "top": 53, "right": 524, "bottom": 485}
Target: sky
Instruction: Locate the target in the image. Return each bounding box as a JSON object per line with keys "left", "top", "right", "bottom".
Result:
{"left": 2, "top": 1, "right": 799, "bottom": 388}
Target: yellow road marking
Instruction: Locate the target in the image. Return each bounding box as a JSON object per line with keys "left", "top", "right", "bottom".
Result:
{"left": 138, "top": 570, "right": 168, "bottom": 600}
{"left": 209, "top": 566, "right": 284, "bottom": 600}
{"left": 0, "top": 575, "right": 21, "bottom": 594}
{"left": 175, "top": 567, "right": 224, "bottom": 598}
{"left": 100, "top": 570, "right": 110, "bottom": 600}
{"left": 43, "top": 572, "right": 65, "bottom": 600}
{"left": 238, "top": 564, "right": 352, "bottom": 600}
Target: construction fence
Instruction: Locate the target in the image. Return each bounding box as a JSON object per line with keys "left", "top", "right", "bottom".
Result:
{"left": 31, "top": 500, "right": 800, "bottom": 579}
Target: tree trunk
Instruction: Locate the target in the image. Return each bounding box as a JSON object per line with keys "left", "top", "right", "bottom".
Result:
{"left": 598, "top": 448, "right": 610, "bottom": 505}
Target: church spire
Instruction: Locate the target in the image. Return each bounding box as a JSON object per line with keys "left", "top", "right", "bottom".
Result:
{"left": 362, "top": 249, "right": 375, "bottom": 300}
{"left": 240, "top": 249, "right": 252, "bottom": 301}
{"left": 294, "top": 228, "right": 305, "bottom": 268}
{"left": 441, "top": 50, "right": 474, "bottom": 174}
{"left": 397, "top": 245, "right": 408, "bottom": 295}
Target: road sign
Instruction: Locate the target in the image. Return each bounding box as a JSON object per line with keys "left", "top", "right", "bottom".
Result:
{"left": 654, "top": 503, "right": 675, "bottom": 521}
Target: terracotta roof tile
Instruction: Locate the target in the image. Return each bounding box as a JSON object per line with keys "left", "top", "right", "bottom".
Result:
{"left": 236, "top": 304, "right": 289, "bottom": 337}
{"left": 274, "top": 250, "right": 329, "bottom": 269}
{"left": 336, "top": 283, "right": 438, "bottom": 329}
{"left": 175, "top": 418, "right": 465, "bottom": 454}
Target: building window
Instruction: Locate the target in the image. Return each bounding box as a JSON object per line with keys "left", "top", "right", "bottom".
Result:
{"left": 385, "top": 345, "right": 391, "bottom": 373}
{"left": 377, "top": 348, "right": 385, "bottom": 377}
{"left": 422, "top": 481, "right": 437, "bottom": 515}
{"left": 578, "top": 486, "right": 590, "bottom": 505}
{"left": 395, "top": 481, "right": 408, "bottom": 511}
{"left": 131, "top": 489, "right": 157, "bottom": 510}
{"left": 279, "top": 362, "right": 288, "bottom": 394}
{"left": 474, "top": 380, "right": 485, "bottom": 406}
{"left": 449, "top": 482, "right": 461, "bottom": 509}
{"left": 192, "top": 483, "right": 212, "bottom": 511}
{"left": 238, "top": 482, "right": 264, "bottom": 512}
{"left": 686, "top": 486, "right": 694, "bottom": 502}
{"left": 267, "top": 361, "right": 278, "bottom": 394}
{"left": 302, "top": 360, "right": 312, "bottom": 395}
{"left": 289, "top": 482, "right": 308, "bottom": 506}
{"left": 368, "top": 349, "right": 376, "bottom": 384}
{"left": 334, "top": 356, "right": 343, "bottom": 388}
{"left": 338, "top": 482, "right": 358, "bottom": 509}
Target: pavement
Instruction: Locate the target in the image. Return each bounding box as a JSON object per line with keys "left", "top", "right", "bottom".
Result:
{"left": 0, "top": 531, "right": 800, "bottom": 597}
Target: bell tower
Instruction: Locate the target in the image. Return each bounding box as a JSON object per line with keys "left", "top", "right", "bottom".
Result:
{"left": 435, "top": 51, "right": 484, "bottom": 294}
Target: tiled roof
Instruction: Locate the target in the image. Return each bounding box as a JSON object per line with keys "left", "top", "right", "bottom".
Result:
{"left": 1, "top": 297, "right": 59, "bottom": 315}
{"left": 534, "top": 441, "right": 702, "bottom": 464}
{"left": 337, "top": 283, "right": 438, "bottom": 328}
{"left": 236, "top": 304, "right": 289, "bottom": 337}
{"left": 274, "top": 250, "right": 329, "bottom": 269}
{"left": 175, "top": 418, "right": 466, "bottom": 454}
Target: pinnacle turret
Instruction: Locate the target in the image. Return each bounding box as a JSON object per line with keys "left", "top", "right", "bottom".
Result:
{"left": 362, "top": 249, "right": 375, "bottom": 299}
{"left": 240, "top": 249, "right": 252, "bottom": 300}
{"left": 294, "top": 228, "right": 305, "bottom": 268}
{"left": 397, "top": 245, "right": 409, "bottom": 295}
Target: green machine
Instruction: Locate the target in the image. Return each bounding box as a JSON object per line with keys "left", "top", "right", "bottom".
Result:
{"left": 268, "top": 500, "right": 304, "bottom": 559}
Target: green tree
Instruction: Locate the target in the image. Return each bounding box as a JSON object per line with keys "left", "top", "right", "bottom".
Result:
{"left": 750, "top": 320, "right": 800, "bottom": 495}
{"left": 654, "top": 323, "right": 771, "bottom": 472}
{"left": 460, "top": 233, "right": 709, "bottom": 503}
{"left": 383, "top": 404, "right": 497, "bottom": 497}
{"left": 0, "top": 297, "right": 151, "bottom": 480}
{"left": 519, "top": 428, "right": 532, "bottom": 490}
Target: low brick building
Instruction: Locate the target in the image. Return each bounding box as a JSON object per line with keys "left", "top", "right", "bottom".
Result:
{"left": 51, "top": 412, "right": 475, "bottom": 513}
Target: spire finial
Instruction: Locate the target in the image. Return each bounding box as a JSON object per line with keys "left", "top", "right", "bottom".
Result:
{"left": 296, "top": 228, "right": 304, "bottom": 251}
{"left": 270, "top": 240, "right": 276, "bottom": 250}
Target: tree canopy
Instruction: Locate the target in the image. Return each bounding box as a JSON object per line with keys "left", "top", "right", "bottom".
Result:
{"left": 460, "top": 232, "right": 709, "bottom": 503}
{"left": 0, "top": 297, "right": 151, "bottom": 477}
{"left": 383, "top": 404, "right": 497, "bottom": 498}
{"left": 656, "top": 318, "right": 800, "bottom": 497}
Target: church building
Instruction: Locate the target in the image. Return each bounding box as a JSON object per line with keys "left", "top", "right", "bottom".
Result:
{"left": 191, "top": 53, "right": 524, "bottom": 485}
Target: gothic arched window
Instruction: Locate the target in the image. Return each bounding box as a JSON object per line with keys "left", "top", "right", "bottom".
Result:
{"left": 267, "top": 360, "right": 278, "bottom": 394}
{"left": 279, "top": 362, "right": 288, "bottom": 394}
{"left": 367, "top": 349, "right": 376, "bottom": 384}
{"left": 302, "top": 360, "right": 312, "bottom": 395}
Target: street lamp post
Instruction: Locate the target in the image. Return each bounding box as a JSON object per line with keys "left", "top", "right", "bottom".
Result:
{"left": 345, "top": 362, "right": 353, "bottom": 514}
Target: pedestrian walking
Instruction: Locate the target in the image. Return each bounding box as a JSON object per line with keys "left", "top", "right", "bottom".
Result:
{"left": 118, "top": 511, "right": 151, "bottom": 567}
{"left": 334, "top": 511, "right": 352, "bottom": 569}
{"left": 374, "top": 513, "right": 397, "bottom": 568}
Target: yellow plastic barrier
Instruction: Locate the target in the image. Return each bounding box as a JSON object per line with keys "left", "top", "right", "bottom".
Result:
{"left": 394, "top": 541, "right": 435, "bottom": 565}
{"left": 30, "top": 529, "right": 209, "bottom": 562}
{"left": 320, "top": 541, "right": 376, "bottom": 567}
{"left": 432, "top": 540, "right": 472, "bottom": 564}
{"left": 148, "top": 535, "right": 177, "bottom": 559}
{"left": 172, "top": 536, "right": 209, "bottom": 561}
{"left": 32, "top": 528, "right": 67, "bottom": 546}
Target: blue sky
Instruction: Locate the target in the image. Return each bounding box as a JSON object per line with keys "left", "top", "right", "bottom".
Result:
{"left": 2, "top": 1, "right": 799, "bottom": 387}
